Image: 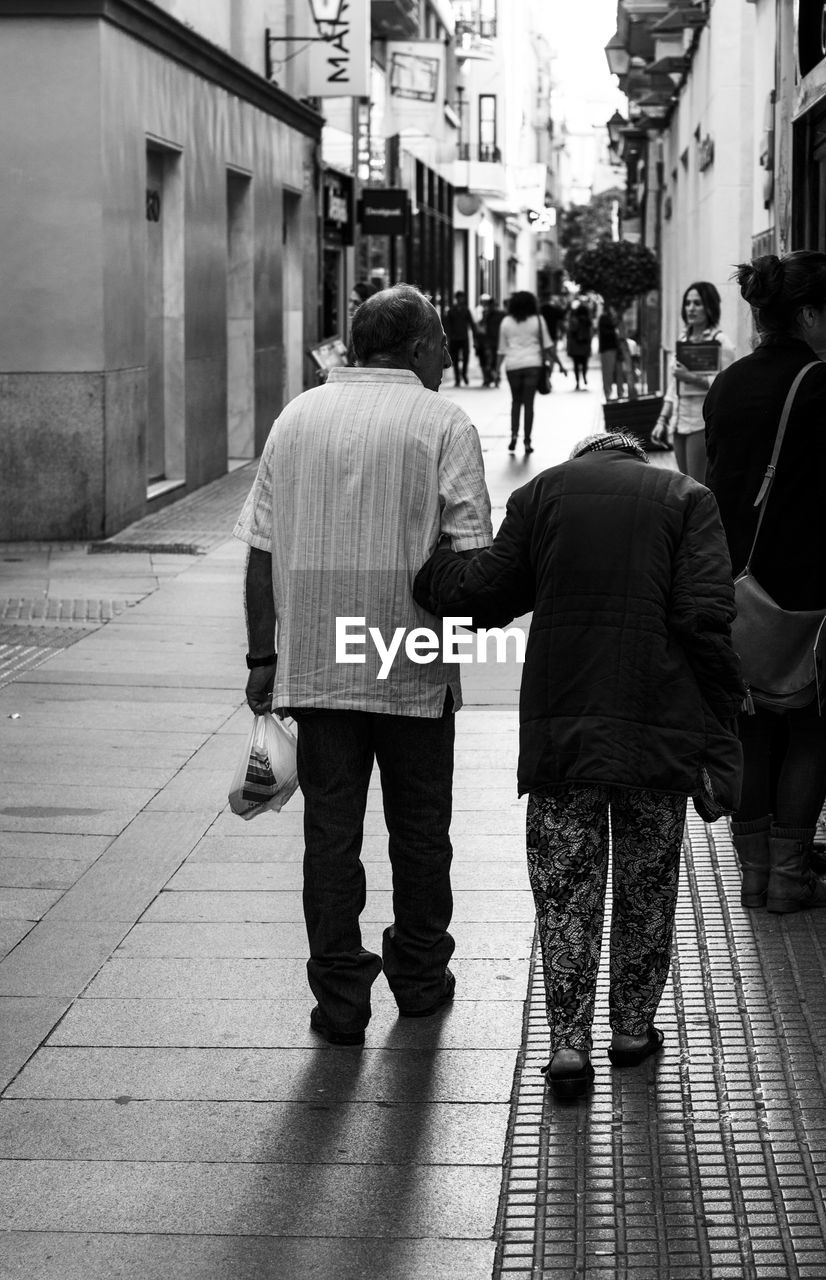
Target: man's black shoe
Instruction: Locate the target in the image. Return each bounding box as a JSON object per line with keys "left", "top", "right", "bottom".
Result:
{"left": 398, "top": 971, "right": 456, "bottom": 1018}
{"left": 310, "top": 1006, "right": 365, "bottom": 1045}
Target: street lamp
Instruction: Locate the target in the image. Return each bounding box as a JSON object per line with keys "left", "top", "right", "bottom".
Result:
{"left": 605, "top": 34, "right": 631, "bottom": 78}
{"left": 265, "top": 0, "right": 350, "bottom": 79}
{"left": 307, "top": 0, "right": 348, "bottom": 35}
{"left": 607, "top": 110, "right": 628, "bottom": 156}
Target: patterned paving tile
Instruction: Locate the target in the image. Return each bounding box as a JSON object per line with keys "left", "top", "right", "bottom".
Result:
{"left": 494, "top": 815, "right": 826, "bottom": 1278}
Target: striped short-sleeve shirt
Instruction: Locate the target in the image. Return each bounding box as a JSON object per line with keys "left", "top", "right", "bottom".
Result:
{"left": 233, "top": 367, "right": 493, "bottom": 716}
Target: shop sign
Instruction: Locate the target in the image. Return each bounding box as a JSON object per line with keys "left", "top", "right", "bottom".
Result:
{"left": 324, "top": 171, "right": 353, "bottom": 238}
{"left": 358, "top": 188, "right": 409, "bottom": 235}
{"left": 382, "top": 41, "right": 446, "bottom": 138}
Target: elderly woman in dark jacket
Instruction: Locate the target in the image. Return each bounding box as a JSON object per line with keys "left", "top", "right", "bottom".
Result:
{"left": 414, "top": 432, "right": 744, "bottom": 1100}
{"left": 704, "top": 251, "right": 826, "bottom": 916}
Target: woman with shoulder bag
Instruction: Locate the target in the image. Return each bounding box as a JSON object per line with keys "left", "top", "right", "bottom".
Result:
{"left": 704, "top": 251, "right": 826, "bottom": 914}
{"left": 496, "top": 291, "right": 553, "bottom": 456}
{"left": 651, "top": 281, "right": 735, "bottom": 481}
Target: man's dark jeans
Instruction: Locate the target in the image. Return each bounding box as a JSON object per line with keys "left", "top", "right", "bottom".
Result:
{"left": 294, "top": 706, "right": 456, "bottom": 1032}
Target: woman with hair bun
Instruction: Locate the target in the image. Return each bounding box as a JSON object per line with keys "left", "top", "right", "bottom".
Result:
{"left": 651, "top": 280, "right": 735, "bottom": 479}
{"left": 704, "top": 250, "right": 826, "bottom": 915}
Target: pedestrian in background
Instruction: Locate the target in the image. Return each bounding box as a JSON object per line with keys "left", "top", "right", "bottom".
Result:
{"left": 479, "top": 295, "right": 506, "bottom": 387}
{"left": 651, "top": 281, "right": 735, "bottom": 481}
{"left": 540, "top": 295, "right": 569, "bottom": 386}
{"left": 348, "top": 280, "right": 377, "bottom": 322}
{"left": 566, "top": 302, "right": 594, "bottom": 389}
{"left": 705, "top": 250, "right": 826, "bottom": 914}
{"left": 598, "top": 306, "right": 626, "bottom": 400}
{"left": 414, "top": 432, "right": 743, "bottom": 1100}
{"left": 540, "top": 295, "right": 565, "bottom": 346}
{"left": 444, "top": 290, "right": 478, "bottom": 387}
{"left": 496, "top": 290, "right": 553, "bottom": 454}
{"left": 235, "top": 283, "right": 492, "bottom": 1045}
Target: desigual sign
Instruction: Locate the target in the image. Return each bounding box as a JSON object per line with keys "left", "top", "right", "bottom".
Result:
{"left": 358, "top": 189, "right": 409, "bottom": 236}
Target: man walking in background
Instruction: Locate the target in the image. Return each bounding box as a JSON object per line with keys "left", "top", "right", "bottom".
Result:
{"left": 444, "top": 290, "right": 478, "bottom": 386}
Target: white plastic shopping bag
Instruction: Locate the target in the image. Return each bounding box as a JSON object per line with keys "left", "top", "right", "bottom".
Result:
{"left": 228, "top": 712, "right": 299, "bottom": 820}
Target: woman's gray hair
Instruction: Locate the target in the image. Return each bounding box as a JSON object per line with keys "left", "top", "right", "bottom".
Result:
{"left": 351, "top": 284, "right": 439, "bottom": 363}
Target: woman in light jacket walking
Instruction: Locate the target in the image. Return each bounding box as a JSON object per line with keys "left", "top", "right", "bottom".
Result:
{"left": 496, "top": 291, "right": 552, "bottom": 455}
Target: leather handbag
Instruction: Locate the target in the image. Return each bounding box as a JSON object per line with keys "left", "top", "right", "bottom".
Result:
{"left": 536, "top": 318, "right": 551, "bottom": 394}
{"left": 731, "top": 361, "right": 826, "bottom": 713}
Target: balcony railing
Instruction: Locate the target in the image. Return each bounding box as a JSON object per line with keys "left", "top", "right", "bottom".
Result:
{"left": 456, "top": 17, "right": 498, "bottom": 38}
{"left": 457, "top": 143, "right": 503, "bottom": 163}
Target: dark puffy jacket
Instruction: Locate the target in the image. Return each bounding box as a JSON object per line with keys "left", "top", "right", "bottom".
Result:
{"left": 414, "top": 449, "right": 744, "bottom": 799}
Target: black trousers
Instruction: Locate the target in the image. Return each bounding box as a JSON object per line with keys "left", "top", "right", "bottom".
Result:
{"left": 295, "top": 707, "right": 455, "bottom": 1031}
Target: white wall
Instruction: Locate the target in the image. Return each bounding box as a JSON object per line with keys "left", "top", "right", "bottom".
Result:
{"left": 658, "top": 4, "right": 756, "bottom": 362}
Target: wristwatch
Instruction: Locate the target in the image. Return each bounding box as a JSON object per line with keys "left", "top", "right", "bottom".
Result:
{"left": 245, "top": 652, "right": 276, "bottom": 669}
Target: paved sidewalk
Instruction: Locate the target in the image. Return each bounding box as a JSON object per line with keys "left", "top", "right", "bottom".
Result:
{"left": 2, "top": 368, "right": 826, "bottom": 1277}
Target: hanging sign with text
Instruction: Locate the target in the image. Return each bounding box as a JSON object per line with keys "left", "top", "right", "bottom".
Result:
{"left": 305, "top": 0, "right": 370, "bottom": 98}
{"left": 358, "top": 189, "right": 409, "bottom": 236}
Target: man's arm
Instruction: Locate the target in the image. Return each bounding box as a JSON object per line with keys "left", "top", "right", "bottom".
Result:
{"left": 244, "top": 546, "right": 277, "bottom": 715}
{"left": 437, "top": 419, "right": 493, "bottom": 552}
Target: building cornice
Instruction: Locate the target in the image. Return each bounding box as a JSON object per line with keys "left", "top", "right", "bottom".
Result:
{"left": 0, "top": 0, "right": 324, "bottom": 138}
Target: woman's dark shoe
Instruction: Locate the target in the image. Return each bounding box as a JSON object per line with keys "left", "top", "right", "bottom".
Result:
{"left": 541, "top": 1048, "right": 594, "bottom": 1100}
{"left": 524, "top": 444, "right": 534, "bottom": 454}
{"left": 508, "top": 437, "right": 517, "bottom": 452}
{"left": 310, "top": 1006, "right": 365, "bottom": 1046}
{"left": 608, "top": 1024, "right": 664, "bottom": 1068}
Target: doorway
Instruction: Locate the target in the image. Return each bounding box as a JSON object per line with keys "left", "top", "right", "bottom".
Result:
{"left": 226, "top": 169, "right": 254, "bottom": 465}
{"left": 794, "top": 101, "right": 826, "bottom": 250}
{"left": 145, "top": 142, "right": 184, "bottom": 496}
{"left": 283, "top": 190, "right": 304, "bottom": 404}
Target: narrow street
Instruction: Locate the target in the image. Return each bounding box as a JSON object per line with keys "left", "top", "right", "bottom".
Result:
{"left": 2, "top": 367, "right": 826, "bottom": 1277}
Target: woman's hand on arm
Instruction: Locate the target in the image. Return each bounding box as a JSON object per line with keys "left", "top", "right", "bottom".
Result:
{"left": 414, "top": 498, "right": 534, "bottom": 627}
{"left": 414, "top": 545, "right": 527, "bottom": 629}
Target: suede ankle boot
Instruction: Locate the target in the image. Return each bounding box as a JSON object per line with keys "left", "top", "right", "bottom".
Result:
{"left": 767, "top": 825, "right": 826, "bottom": 914}
{"left": 730, "top": 817, "right": 771, "bottom": 908}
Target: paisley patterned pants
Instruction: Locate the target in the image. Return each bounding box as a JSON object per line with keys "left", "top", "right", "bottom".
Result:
{"left": 526, "top": 783, "right": 686, "bottom": 1051}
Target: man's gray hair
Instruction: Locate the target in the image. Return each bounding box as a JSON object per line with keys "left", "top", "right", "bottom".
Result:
{"left": 350, "top": 284, "right": 439, "bottom": 364}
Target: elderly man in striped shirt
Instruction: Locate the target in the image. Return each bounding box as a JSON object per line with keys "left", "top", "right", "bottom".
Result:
{"left": 234, "top": 284, "right": 492, "bottom": 1045}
